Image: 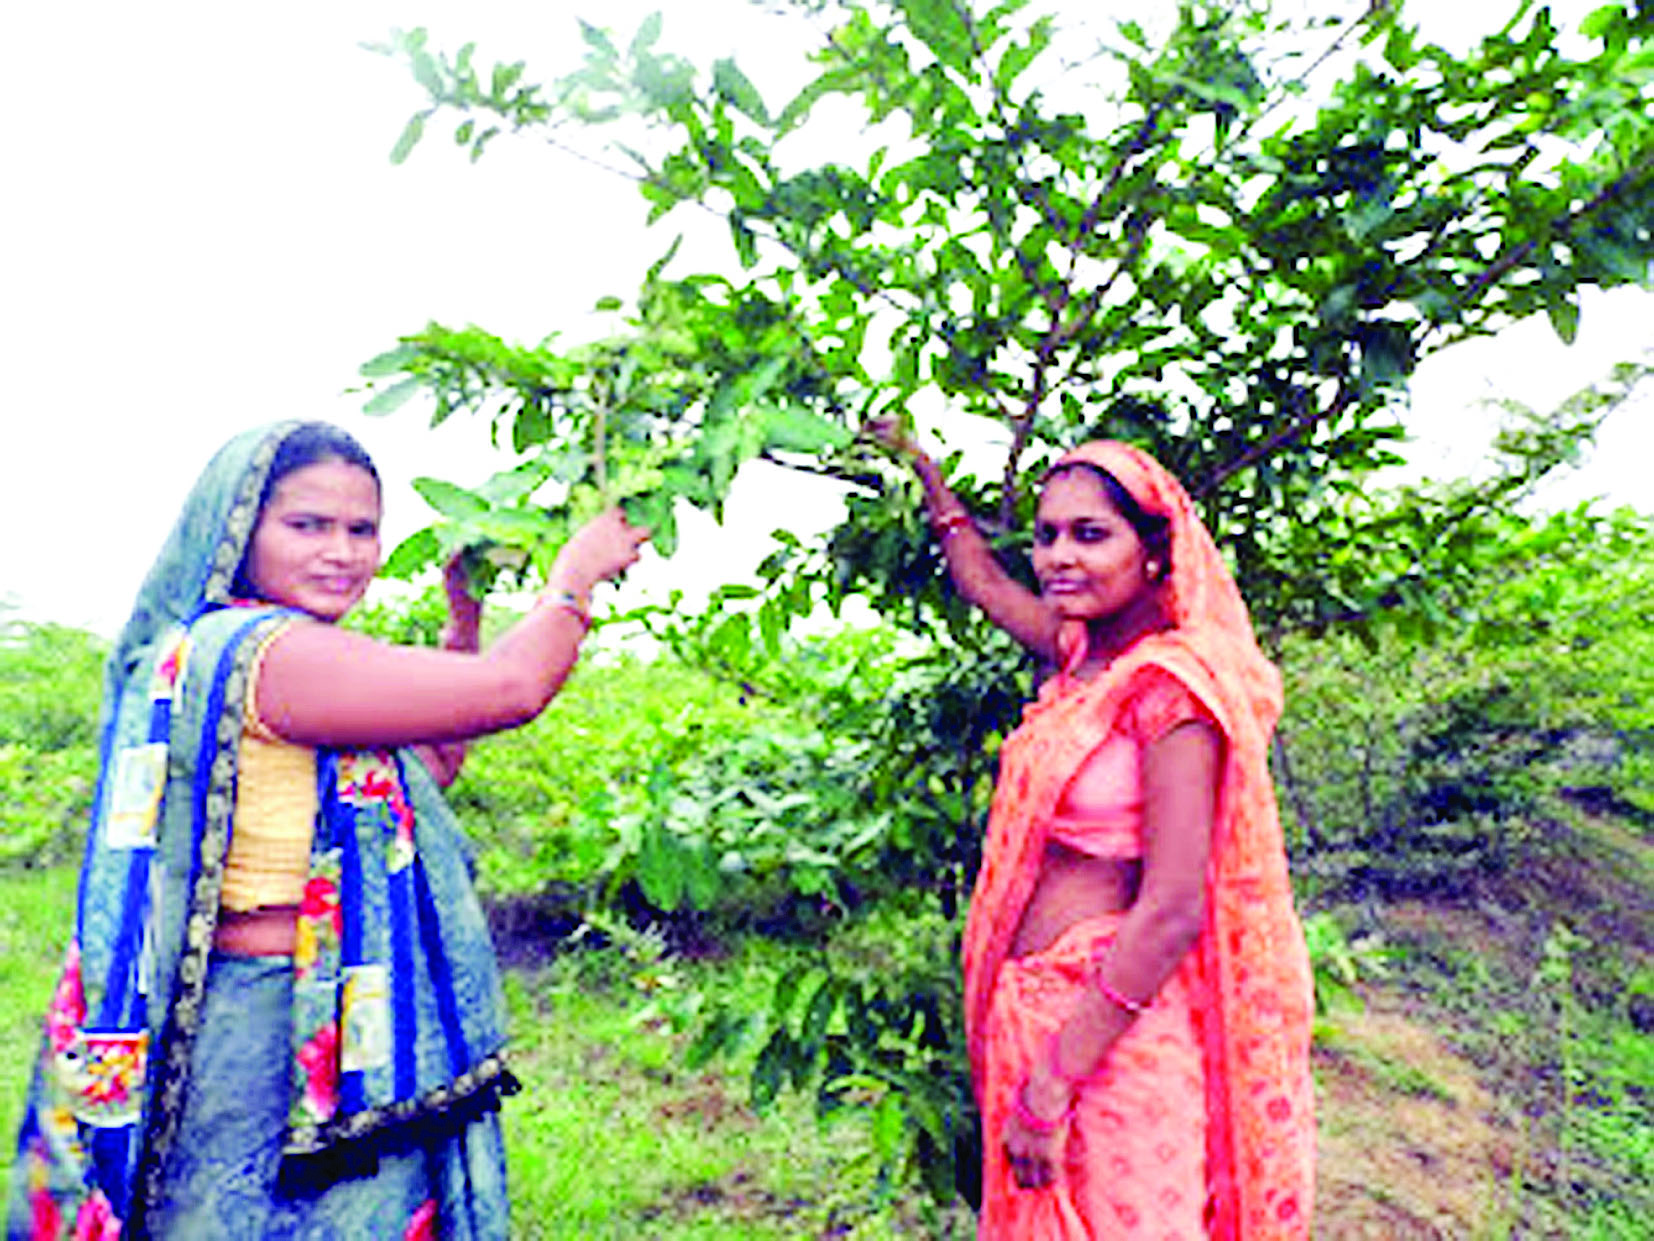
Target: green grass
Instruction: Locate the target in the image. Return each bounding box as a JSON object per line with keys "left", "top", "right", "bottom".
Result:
{"left": 1313, "top": 1032, "right": 1458, "bottom": 1104}
{"left": 499, "top": 932, "right": 973, "bottom": 1239}
{"left": 0, "top": 866, "right": 970, "bottom": 1238}
{"left": 0, "top": 866, "right": 79, "bottom": 1183}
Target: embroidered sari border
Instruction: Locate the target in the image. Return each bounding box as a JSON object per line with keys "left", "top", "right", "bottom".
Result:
{"left": 283, "top": 1048, "right": 518, "bottom": 1157}
{"left": 132, "top": 610, "right": 289, "bottom": 1228}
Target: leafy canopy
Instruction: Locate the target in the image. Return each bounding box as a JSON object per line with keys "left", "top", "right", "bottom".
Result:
{"left": 362, "top": 0, "right": 1653, "bottom": 641}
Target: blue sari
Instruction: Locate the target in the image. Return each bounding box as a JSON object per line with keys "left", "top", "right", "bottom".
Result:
{"left": 8, "top": 424, "right": 515, "bottom": 1239}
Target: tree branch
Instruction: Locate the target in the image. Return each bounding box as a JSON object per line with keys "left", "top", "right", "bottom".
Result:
{"left": 1197, "top": 380, "right": 1355, "bottom": 496}
{"left": 1433, "top": 145, "right": 1654, "bottom": 341}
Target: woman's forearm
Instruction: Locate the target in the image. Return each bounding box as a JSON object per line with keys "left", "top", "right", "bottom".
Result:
{"left": 475, "top": 565, "right": 596, "bottom": 729}
{"left": 909, "top": 453, "right": 1058, "bottom": 660}
{"left": 1024, "top": 894, "right": 1205, "bottom": 1112}
{"left": 260, "top": 577, "right": 594, "bottom": 749}
{"left": 418, "top": 566, "right": 485, "bottom": 784}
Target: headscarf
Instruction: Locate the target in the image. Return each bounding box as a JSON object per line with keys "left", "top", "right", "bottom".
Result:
{"left": 11, "top": 423, "right": 513, "bottom": 1239}
{"left": 961, "top": 441, "right": 1315, "bottom": 1239}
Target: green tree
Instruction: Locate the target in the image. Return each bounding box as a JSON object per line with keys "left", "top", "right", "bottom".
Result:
{"left": 361, "top": 0, "right": 1654, "bottom": 1205}
{"left": 364, "top": 0, "right": 1653, "bottom": 635}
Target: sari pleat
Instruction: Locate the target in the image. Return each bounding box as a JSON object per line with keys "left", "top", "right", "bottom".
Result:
{"left": 980, "top": 917, "right": 1206, "bottom": 1239}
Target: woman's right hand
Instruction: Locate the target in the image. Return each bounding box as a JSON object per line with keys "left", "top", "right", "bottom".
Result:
{"left": 549, "top": 506, "right": 651, "bottom": 593}
{"left": 862, "top": 414, "right": 923, "bottom": 461}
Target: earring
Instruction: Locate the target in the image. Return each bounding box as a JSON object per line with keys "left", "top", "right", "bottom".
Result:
{"left": 1145, "top": 560, "right": 1160, "bottom": 579}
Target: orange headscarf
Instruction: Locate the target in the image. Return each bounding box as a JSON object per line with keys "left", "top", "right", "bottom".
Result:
{"left": 961, "top": 441, "right": 1315, "bottom": 1239}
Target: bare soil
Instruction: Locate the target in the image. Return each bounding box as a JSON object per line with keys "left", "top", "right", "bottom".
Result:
{"left": 1314, "top": 998, "right": 1519, "bottom": 1239}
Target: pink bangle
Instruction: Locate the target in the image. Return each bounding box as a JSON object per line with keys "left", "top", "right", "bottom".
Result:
{"left": 1013, "top": 1088, "right": 1071, "bottom": 1134}
{"left": 1093, "top": 973, "right": 1149, "bottom": 1017}
{"left": 932, "top": 508, "right": 972, "bottom": 539}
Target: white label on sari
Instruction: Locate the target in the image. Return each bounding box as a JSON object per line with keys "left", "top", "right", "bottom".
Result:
{"left": 340, "top": 964, "right": 391, "bottom": 1073}
{"left": 105, "top": 743, "right": 167, "bottom": 849}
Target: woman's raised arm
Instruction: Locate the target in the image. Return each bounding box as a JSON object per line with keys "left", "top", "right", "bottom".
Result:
{"left": 256, "top": 507, "right": 648, "bottom": 750}
{"left": 868, "top": 419, "right": 1059, "bottom": 662}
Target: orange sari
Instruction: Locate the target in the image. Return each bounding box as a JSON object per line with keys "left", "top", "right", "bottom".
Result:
{"left": 962, "top": 442, "right": 1315, "bottom": 1239}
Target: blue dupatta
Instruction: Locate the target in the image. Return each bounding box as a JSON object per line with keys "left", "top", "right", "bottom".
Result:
{"left": 9, "top": 423, "right": 514, "bottom": 1239}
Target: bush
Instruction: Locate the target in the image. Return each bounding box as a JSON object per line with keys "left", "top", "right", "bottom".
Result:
{"left": 0, "top": 619, "right": 104, "bottom": 867}
{"left": 0, "top": 620, "right": 105, "bottom": 750}
{"left": 1275, "top": 516, "right": 1654, "bottom": 900}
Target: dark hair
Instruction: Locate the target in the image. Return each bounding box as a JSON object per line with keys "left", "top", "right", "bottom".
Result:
{"left": 232, "top": 423, "right": 381, "bottom": 597}
{"left": 1042, "top": 460, "right": 1172, "bottom": 579}
{"left": 258, "top": 422, "right": 380, "bottom": 512}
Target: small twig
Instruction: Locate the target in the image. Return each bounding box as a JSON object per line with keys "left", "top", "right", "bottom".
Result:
{"left": 1198, "top": 381, "right": 1355, "bottom": 496}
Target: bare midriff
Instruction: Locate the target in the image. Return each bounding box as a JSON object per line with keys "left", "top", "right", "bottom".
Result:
{"left": 214, "top": 905, "right": 299, "bottom": 956}
{"left": 1008, "top": 842, "right": 1142, "bottom": 959}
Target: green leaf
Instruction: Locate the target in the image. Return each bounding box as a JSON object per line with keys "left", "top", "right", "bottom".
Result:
{"left": 1580, "top": 4, "right": 1624, "bottom": 39}
{"left": 800, "top": 976, "right": 839, "bottom": 1051}
{"left": 898, "top": 0, "right": 975, "bottom": 73}
{"left": 630, "top": 11, "right": 663, "bottom": 55}
{"left": 410, "top": 51, "right": 444, "bottom": 98}
{"left": 1547, "top": 296, "right": 1580, "bottom": 344}
{"left": 751, "top": 1032, "right": 789, "bottom": 1110}
{"left": 760, "top": 405, "right": 853, "bottom": 454}
{"left": 994, "top": 18, "right": 1051, "bottom": 93}
{"left": 412, "top": 477, "right": 488, "bottom": 520}
{"left": 637, "top": 823, "right": 685, "bottom": 911}
{"left": 478, "top": 461, "right": 552, "bottom": 506}
{"left": 624, "top": 490, "right": 678, "bottom": 556}
{"left": 390, "top": 111, "right": 428, "bottom": 165}
{"left": 685, "top": 1008, "right": 745, "bottom": 1070}
{"left": 490, "top": 63, "right": 525, "bottom": 100}
{"left": 580, "top": 20, "right": 619, "bottom": 60}
{"left": 474, "top": 510, "right": 554, "bottom": 545}
{"left": 363, "top": 378, "right": 422, "bottom": 415}
{"left": 770, "top": 966, "right": 808, "bottom": 1022}
{"left": 871, "top": 1092, "right": 905, "bottom": 1164}
{"left": 512, "top": 403, "right": 553, "bottom": 454}
{"left": 730, "top": 213, "right": 758, "bottom": 268}
{"left": 470, "top": 127, "right": 500, "bottom": 163}
{"left": 684, "top": 845, "right": 721, "bottom": 908}
{"left": 379, "top": 527, "right": 439, "bottom": 580}
{"left": 713, "top": 58, "right": 769, "bottom": 123}
{"left": 359, "top": 344, "right": 422, "bottom": 379}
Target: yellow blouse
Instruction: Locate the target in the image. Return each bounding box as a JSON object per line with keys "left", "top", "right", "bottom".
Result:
{"left": 220, "top": 628, "right": 317, "bottom": 912}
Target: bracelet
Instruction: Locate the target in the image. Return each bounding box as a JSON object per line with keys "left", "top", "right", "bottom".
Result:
{"left": 932, "top": 508, "right": 972, "bottom": 539}
{"left": 1093, "top": 973, "right": 1149, "bottom": 1017}
{"left": 545, "top": 590, "right": 591, "bottom": 628}
{"left": 1013, "top": 1086, "right": 1072, "bottom": 1134}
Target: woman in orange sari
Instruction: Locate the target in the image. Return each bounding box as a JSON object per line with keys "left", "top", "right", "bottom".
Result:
{"left": 877, "top": 429, "right": 1315, "bottom": 1238}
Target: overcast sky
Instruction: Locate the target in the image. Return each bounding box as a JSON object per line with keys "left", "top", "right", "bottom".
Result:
{"left": 1, "top": 0, "right": 1648, "bottom": 638}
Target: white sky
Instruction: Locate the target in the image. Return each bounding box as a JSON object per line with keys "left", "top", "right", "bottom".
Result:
{"left": 1, "top": 1, "right": 1648, "bottom": 637}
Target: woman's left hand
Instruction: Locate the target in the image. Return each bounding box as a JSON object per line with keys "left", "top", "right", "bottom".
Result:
{"left": 1003, "top": 1078, "right": 1070, "bottom": 1191}
{"left": 441, "top": 553, "right": 482, "bottom": 652}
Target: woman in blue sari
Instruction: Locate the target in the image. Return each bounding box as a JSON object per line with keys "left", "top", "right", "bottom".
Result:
{"left": 9, "top": 421, "right": 647, "bottom": 1239}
